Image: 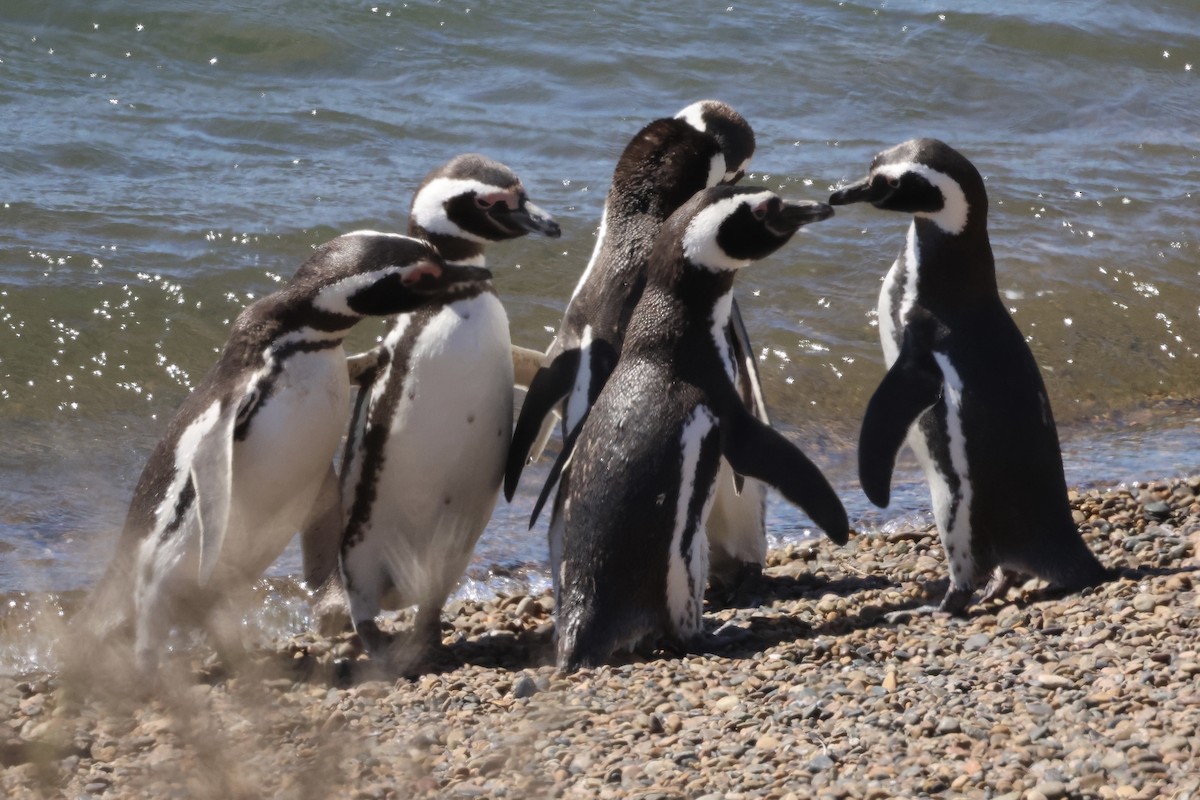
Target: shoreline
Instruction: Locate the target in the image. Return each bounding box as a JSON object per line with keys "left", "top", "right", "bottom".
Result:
{"left": 1, "top": 475, "right": 1198, "bottom": 799}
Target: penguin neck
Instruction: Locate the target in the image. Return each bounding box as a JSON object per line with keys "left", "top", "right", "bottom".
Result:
{"left": 226, "top": 294, "right": 352, "bottom": 370}
{"left": 911, "top": 218, "right": 998, "bottom": 312}
{"left": 628, "top": 260, "right": 736, "bottom": 354}
{"left": 607, "top": 143, "right": 713, "bottom": 233}
{"left": 408, "top": 223, "right": 488, "bottom": 269}
{"left": 258, "top": 290, "right": 359, "bottom": 336}
{"left": 406, "top": 223, "right": 493, "bottom": 304}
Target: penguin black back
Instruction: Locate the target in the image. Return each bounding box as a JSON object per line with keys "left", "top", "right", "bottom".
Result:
{"left": 506, "top": 103, "right": 755, "bottom": 499}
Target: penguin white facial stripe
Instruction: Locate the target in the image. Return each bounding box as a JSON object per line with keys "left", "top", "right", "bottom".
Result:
{"left": 569, "top": 207, "right": 610, "bottom": 301}
{"left": 682, "top": 192, "right": 774, "bottom": 272}
{"left": 311, "top": 267, "right": 409, "bottom": 318}
{"left": 876, "top": 162, "right": 969, "bottom": 235}
{"left": 705, "top": 153, "right": 725, "bottom": 189}
{"left": 666, "top": 407, "right": 717, "bottom": 630}
{"left": 676, "top": 102, "right": 749, "bottom": 184}
{"left": 277, "top": 327, "right": 345, "bottom": 348}
{"left": 725, "top": 156, "right": 750, "bottom": 183}
{"left": 341, "top": 229, "right": 409, "bottom": 241}
{"left": 710, "top": 291, "right": 736, "bottom": 382}
{"left": 932, "top": 352, "right": 975, "bottom": 583}
{"left": 411, "top": 177, "right": 500, "bottom": 244}
{"left": 674, "top": 102, "right": 708, "bottom": 133}
{"left": 447, "top": 253, "right": 486, "bottom": 268}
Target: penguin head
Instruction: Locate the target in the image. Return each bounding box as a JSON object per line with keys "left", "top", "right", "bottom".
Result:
{"left": 300, "top": 231, "right": 492, "bottom": 319}
{"left": 409, "top": 153, "right": 561, "bottom": 248}
{"left": 828, "top": 138, "right": 985, "bottom": 235}
{"left": 674, "top": 185, "right": 834, "bottom": 271}
{"left": 675, "top": 100, "right": 756, "bottom": 185}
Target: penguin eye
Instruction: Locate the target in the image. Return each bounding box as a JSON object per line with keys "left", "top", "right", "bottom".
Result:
{"left": 475, "top": 196, "right": 493, "bottom": 209}
{"left": 751, "top": 200, "right": 769, "bottom": 220}
{"left": 886, "top": 175, "right": 902, "bottom": 189}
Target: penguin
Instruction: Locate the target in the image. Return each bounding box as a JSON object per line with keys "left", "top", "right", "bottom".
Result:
{"left": 331, "top": 154, "right": 560, "bottom": 657}
{"left": 552, "top": 185, "right": 849, "bottom": 672}
{"left": 81, "top": 232, "right": 488, "bottom": 671}
{"left": 828, "top": 137, "right": 1110, "bottom": 615}
{"left": 504, "top": 101, "right": 770, "bottom": 602}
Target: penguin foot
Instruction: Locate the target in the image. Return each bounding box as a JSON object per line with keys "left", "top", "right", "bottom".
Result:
{"left": 938, "top": 585, "right": 975, "bottom": 616}
{"left": 883, "top": 586, "right": 974, "bottom": 623}
{"left": 883, "top": 604, "right": 943, "bottom": 624}
{"left": 706, "top": 561, "right": 765, "bottom": 609}
{"left": 332, "top": 657, "right": 355, "bottom": 686}
{"left": 311, "top": 584, "right": 354, "bottom": 637}
{"left": 980, "top": 568, "right": 1020, "bottom": 604}
{"left": 353, "top": 619, "right": 390, "bottom": 655}
{"left": 331, "top": 656, "right": 389, "bottom": 686}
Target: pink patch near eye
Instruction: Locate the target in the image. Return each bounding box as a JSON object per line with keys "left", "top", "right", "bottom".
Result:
{"left": 478, "top": 191, "right": 506, "bottom": 210}
{"left": 401, "top": 262, "right": 443, "bottom": 286}
{"left": 478, "top": 190, "right": 516, "bottom": 211}
{"left": 752, "top": 200, "right": 769, "bottom": 220}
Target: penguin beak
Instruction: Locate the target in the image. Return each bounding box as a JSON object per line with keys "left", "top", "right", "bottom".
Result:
{"left": 494, "top": 200, "right": 562, "bottom": 238}
{"left": 829, "top": 175, "right": 886, "bottom": 206}
{"left": 438, "top": 263, "right": 494, "bottom": 286}
{"left": 766, "top": 200, "right": 834, "bottom": 237}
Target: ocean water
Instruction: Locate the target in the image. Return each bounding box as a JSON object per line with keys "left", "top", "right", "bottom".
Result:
{"left": 1, "top": 0, "right": 1198, "bottom": 665}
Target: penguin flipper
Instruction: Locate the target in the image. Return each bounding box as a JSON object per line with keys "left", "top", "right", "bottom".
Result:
{"left": 726, "top": 298, "right": 765, "bottom": 497}
{"left": 717, "top": 405, "right": 849, "bottom": 545}
{"left": 190, "top": 399, "right": 239, "bottom": 586}
{"left": 529, "top": 411, "right": 588, "bottom": 529}
{"left": 505, "top": 349, "right": 580, "bottom": 501}
{"left": 728, "top": 297, "right": 769, "bottom": 424}
{"left": 299, "top": 465, "right": 344, "bottom": 590}
{"left": 858, "top": 322, "right": 943, "bottom": 509}
{"left": 346, "top": 348, "right": 380, "bottom": 386}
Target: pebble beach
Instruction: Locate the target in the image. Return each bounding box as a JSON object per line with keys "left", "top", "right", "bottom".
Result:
{"left": 0, "top": 476, "right": 1197, "bottom": 799}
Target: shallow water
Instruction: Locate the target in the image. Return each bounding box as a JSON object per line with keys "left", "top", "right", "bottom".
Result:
{"left": 1, "top": 1, "right": 1198, "bottom": 667}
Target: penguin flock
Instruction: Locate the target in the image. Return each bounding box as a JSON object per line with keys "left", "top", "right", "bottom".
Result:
{"left": 82, "top": 103, "right": 1112, "bottom": 676}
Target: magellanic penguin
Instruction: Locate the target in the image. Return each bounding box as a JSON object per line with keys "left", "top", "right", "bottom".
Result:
{"left": 329, "top": 154, "right": 560, "bottom": 658}
{"left": 505, "top": 100, "right": 771, "bottom": 601}
{"left": 829, "top": 138, "right": 1110, "bottom": 615}
{"left": 81, "top": 233, "right": 489, "bottom": 671}
{"left": 552, "top": 185, "right": 849, "bottom": 672}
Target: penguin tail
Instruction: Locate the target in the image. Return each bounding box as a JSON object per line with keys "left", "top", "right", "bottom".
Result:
{"left": 1052, "top": 553, "right": 1114, "bottom": 591}
{"left": 1011, "top": 526, "right": 1112, "bottom": 593}
{"left": 554, "top": 594, "right": 607, "bottom": 674}
{"left": 555, "top": 580, "right": 654, "bottom": 673}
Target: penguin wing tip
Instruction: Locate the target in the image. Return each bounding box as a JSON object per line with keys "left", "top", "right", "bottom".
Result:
{"left": 823, "top": 516, "right": 851, "bottom": 546}
{"left": 860, "top": 474, "right": 893, "bottom": 509}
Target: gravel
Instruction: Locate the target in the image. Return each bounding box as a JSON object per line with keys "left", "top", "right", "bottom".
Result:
{"left": 1, "top": 476, "right": 1198, "bottom": 798}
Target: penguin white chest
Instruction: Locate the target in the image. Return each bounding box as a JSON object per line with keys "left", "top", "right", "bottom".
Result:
{"left": 230, "top": 346, "right": 350, "bottom": 565}
{"left": 371, "top": 293, "right": 513, "bottom": 530}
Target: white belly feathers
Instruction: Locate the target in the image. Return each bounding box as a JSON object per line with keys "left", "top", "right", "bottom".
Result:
{"left": 354, "top": 292, "right": 513, "bottom": 602}
{"left": 225, "top": 347, "right": 350, "bottom": 577}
